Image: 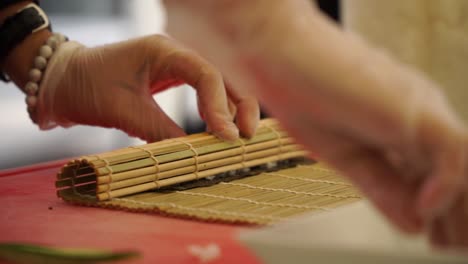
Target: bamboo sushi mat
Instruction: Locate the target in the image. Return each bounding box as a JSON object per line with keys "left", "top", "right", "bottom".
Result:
{"left": 56, "top": 119, "right": 361, "bottom": 225}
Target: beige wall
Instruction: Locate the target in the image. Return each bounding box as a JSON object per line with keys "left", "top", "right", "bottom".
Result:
{"left": 343, "top": 1, "right": 468, "bottom": 122}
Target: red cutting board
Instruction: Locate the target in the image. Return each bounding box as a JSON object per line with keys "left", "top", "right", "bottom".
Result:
{"left": 0, "top": 160, "right": 261, "bottom": 264}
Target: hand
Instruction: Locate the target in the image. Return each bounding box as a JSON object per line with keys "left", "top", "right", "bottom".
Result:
{"left": 36, "top": 35, "right": 260, "bottom": 142}
{"left": 164, "top": 0, "right": 467, "bottom": 237}
{"left": 429, "top": 185, "right": 468, "bottom": 249}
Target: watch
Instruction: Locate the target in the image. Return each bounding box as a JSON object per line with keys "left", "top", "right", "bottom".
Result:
{"left": 0, "top": 3, "right": 50, "bottom": 81}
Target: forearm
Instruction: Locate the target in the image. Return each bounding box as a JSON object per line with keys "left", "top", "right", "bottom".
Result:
{"left": 0, "top": 1, "right": 51, "bottom": 89}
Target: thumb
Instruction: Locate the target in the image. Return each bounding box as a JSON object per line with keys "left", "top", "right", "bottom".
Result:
{"left": 116, "top": 98, "right": 186, "bottom": 142}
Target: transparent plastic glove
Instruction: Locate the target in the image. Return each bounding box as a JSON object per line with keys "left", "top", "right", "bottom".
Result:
{"left": 36, "top": 35, "right": 260, "bottom": 142}
{"left": 164, "top": 0, "right": 468, "bottom": 235}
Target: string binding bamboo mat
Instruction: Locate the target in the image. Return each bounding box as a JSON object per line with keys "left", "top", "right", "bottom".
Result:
{"left": 56, "top": 119, "right": 361, "bottom": 225}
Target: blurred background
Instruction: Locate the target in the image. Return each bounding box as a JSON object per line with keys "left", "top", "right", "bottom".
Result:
{"left": 0, "top": 0, "right": 339, "bottom": 170}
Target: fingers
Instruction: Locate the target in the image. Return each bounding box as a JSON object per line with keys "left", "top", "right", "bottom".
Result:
{"left": 197, "top": 96, "right": 237, "bottom": 122}
{"left": 338, "top": 152, "right": 423, "bottom": 232}
{"left": 196, "top": 80, "right": 259, "bottom": 139}
{"left": 330, "top": 147, "right": 423, "bottom": 233}
{"left": 154, "top": 47, "right": 239, "bottom": 141}
{"left": 143, "top": 35, "right": 259, "bottom": 140}
{"left": 279, "top": 117, "right": 423, "bottom": 233}
{"left": 225, "top": 81, "right": 260, "bottom": 138}
{"left": 429, "top": 217, "right": 448, "bottom": 248}
{"left": 116, "top": 95, "right": 186, "bottom": 142}
{"left": 429, "top": 193, "right": 468, "bottom": 249}
{"left": 416, "top": 113, "right": 467, "bottom": 219}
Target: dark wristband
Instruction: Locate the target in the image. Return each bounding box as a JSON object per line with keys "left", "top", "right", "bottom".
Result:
{"left": 0, "top": 3, "right": 49, "bottom": 82}
{"left": 0, "top": 1, "right": 39, "bottom": 11}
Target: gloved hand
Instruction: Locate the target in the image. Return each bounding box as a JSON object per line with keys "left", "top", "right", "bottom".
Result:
{"left": 36, "top": 35, "right": 260, "bottom": 142}
{"left": 164, "top": 0, "right": 468, "bottom": 240}
{"left": 429, "top": 185, "right": 468, "bottom": 248}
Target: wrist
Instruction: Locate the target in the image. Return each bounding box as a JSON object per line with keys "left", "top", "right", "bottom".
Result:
{"left": 6, "top": 30, "right": 51, "bottom": 88}
{"left": 0, "top": 1, "right": 52, "bottom": 88}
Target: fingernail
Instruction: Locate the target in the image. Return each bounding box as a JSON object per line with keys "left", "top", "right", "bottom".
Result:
{"left": 214, "top": 122, "right": 239, "bottom": 141}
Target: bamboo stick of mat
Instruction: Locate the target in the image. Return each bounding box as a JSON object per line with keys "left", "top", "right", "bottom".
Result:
{"left": 96, "top": 130, "right": 289, "bottom": 176}
{"left": 96, "top": 144, "right": 303, "bottom": 193}
{"left": 95, "top": 138, "right": 296, "bottom": 184}
{"left": 58, "top": 119, "right": 281, "bottom": 174}
{"left": 55, "top": 140, "right": 299, "bottom": 190}
{"left": 82, "top": 119, "right": 282, "bottom": 168}
{"left": 57, "top": 122, "right": 288, "bottom": 184}
{"left": 57, "top": 124, "right": 286, "bottom": 179}
{"left": 100, "top": 127, "right": 285, "bottom": 173}
{"left": 57, "top": 164, "right": 360, "bottom": 225}
{"left": 55, "top": 129, "right": 291, "bottom": 185}
{"left": 96, "top": 151, "right": 306, "bottom": 200}
{"left": 56, "top": 118, "right": 307, "bottom": 201}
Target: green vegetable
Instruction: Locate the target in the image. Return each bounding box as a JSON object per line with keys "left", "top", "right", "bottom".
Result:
{"left": 0, "top": 243, "right": 140, "bottom": 264}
